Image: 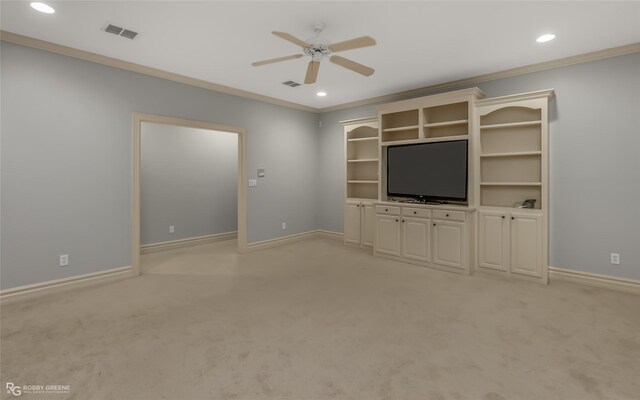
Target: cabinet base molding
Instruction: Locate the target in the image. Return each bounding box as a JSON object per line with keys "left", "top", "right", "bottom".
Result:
{"left": 476, "top": 266, "right": 549, "bottom": 284}
{"left": 0, "top": 266, "right": 136, "bottom": 304}
{"left": 374, "top": 252, "right": 468, "bottom": 275}
{"left": 140, "top": 232, "right": 238, "bottom": 254}
{"left": 549, "top": 267, "right": 640, "bottom": 295}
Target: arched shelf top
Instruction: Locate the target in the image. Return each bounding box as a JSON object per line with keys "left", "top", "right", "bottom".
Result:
{"left": 480, "top": 106, "right": 541, "bottom": 127}
{"left": 347, "top": 125, "right": 378, "bottom": 140}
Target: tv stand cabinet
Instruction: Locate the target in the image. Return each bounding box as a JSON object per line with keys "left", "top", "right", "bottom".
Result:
{"left": 373, "top": 202, "right": 475, "bottom": 275}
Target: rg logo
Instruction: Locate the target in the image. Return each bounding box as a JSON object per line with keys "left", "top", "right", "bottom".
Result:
{"left": 6, "top": 383, "right": 21, "bottom": 396}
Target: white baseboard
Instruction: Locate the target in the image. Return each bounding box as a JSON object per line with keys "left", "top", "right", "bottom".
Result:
{"left": 315, "top": 230, "right": 344, "bottom": 240}
{"left": 140, "top": 232, "right": 237, "bottom": 254}
{"left": 244, "top": 230, "right": 343, "bottom": 252}
{"left": 549, "top": 266, "right": 640, "bottom": 295}
{"left": 0, "top": 266, "right": 136, "bottom": 304}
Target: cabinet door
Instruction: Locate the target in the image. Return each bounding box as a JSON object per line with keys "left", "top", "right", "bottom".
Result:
{"left": 344, "top": 202, "right": 362, "bottom": 244}
{"left": 401, "top": 217, "right": 430, "bottom": 262}
{"left": 432, "top": 220, "right": 465, "bottom": 269}
{"left": 478, "top": 211, "right": 509, "bottom": 271}
{"left": 362, "top": 203, "right": 375, "bottom": 246}
{"left": 375, "top": 215, "right": 401, "bottom": 256}
{"left": 510, "top": 213, "right": 542, "bottom": 277}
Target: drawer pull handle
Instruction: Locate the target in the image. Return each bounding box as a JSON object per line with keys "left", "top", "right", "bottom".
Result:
{"left": 446, "top": 213, "right": 450, "bottom": 217}
{"left": 511, "top": 217, "right": 515, "bottom": 220}
{"left": 413, "top": 211, "right": 417, "bottom": 214}
{"left": 385, "top": 208, "right": 388, "bottom": 212}
{"left": 395, "top": 219, "right": 399, "bottom": 222}
{"left": 433, "top": 223, "right": 436, "bottom": 226}
{"left": 501, "top": 216, "right": 505, "bottom": 219}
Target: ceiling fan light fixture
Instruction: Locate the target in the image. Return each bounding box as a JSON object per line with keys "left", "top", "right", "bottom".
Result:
{"left": 536, "top": 33, "right": 556, "bottom": 43}
{"left": 316, "top": 91, "right": 327, "bottom": 97}
{"left": 30, "top": 2, "right": 55, "bottom": 14}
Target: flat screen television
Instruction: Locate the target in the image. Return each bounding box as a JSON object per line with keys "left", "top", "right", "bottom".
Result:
{"left": 387, "top": 140, "right": 468, "bottom": 203}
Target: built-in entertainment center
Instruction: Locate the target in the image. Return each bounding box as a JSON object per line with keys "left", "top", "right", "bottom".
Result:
{"left": 342, "top": 87, "right": 554, "bottom": 282}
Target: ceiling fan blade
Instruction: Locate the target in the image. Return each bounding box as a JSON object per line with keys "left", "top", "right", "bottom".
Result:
{"left": 272, "top": 31, "right": 311, "bottom": 48}
{"left": 328, "top": 36, "right": 376, "bottom": 53}
{"left": 252, "top": 54, "right": 303, "bottom": 67}
{"left": 329, "top": 56, "right": 375, "bottom": 77}
{"left": 304, "top": 61, "right": 320, "bottom": 84}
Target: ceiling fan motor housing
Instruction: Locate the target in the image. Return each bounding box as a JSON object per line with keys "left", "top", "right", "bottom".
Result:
{"left": 304, "top": 44, "right": 331, "bottom": 62}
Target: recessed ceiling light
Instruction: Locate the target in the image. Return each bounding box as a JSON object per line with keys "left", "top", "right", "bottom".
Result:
{"left": 317, "top": 91, "right": 327, "bottom": 97}
{"left": 30, "top": 2, "right": 55, "bottom": 14}
{"left": 536, "top": 34, "right": 556, "bottom": 43}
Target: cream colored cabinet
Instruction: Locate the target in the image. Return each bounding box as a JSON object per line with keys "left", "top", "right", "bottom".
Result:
{"left": 478, "top": 211, "right": 509, "bottom": 271}
{"left": 374, "top": 203, "right": 472, "bottom": 274}
{"left": 362, "top": 203, "right": 375, "bottom": 246}
{"left": 478, "top": 210, "right": 542, "bottom": 278}
{"left": 344, "top": 201, "right": 362, "bottom": 244}
{"left": 510, "top": 213, "right": 542, "bottom": 277}
{"left": 376, "top": 215, "right": 401, "bottom": 256}
{"left": 345, "top": 201, "right": 375, "bottom": 247}
{"left": 432, "top": 220, "right": 465, "bottom": 270}
{"left": 401, "top": 217, "right": 431, "bottom": 262}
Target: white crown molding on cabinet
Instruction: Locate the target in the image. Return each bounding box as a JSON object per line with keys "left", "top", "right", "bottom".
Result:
{"left": 2, "top": 30, "right": 639, "bottom": 114}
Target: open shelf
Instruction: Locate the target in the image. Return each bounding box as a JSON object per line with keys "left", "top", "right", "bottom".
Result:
{"left": 480, "top": 121, "right": 542, "bottom": 130}
{"left": 480, "top": 182, "right": 542, "bottom": 186}
{"left": 481, "top": 185, "right": 541, "bottom": 209}
{"left": 381, "top": 135, "right": 469, "bottom": 147}
{"left": 382, "top": 125, "right": 420, "bottom": 133}
{"left": 424, "top": 119, "right": 468, "bottom": 128}
{"left": 424, "top": 102, "right": 469, "bottom": 139}
{"left": 347, "top": 180, "right": 378, "bottom": 184}
{"left": 481, "top": 151, "right": 542, "bottom": 158}
{"left": 347, "top": 159, "right": 378, "bottom": 163}
{"left": 347, "top": 137, "right": 378, "bottom": 142}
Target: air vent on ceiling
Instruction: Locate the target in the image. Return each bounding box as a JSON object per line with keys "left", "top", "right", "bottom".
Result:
{"left": 282, "top": 80, "right": 301, "bottom": 88}
{"left": 120, "top": 29, "right": 138, "bottom": 40}
{"left": 104, "top": 24, "right": 138, "bottom": 40}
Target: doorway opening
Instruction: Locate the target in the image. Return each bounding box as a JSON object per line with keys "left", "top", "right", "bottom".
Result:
{"left": 132, "top": 113, "right": 247, "bottom": 276}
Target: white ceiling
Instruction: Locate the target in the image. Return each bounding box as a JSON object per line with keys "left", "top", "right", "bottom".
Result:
{"left": 2, "top": 1, "right": 639, "bottom": 109}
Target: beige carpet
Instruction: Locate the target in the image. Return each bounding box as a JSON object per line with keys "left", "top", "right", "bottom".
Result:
{"left": 1, "top": 238, "right": 639, "bottom": 400}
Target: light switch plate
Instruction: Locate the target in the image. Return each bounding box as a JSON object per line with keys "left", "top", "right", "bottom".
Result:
{"left": 248, "top": 179, "right": 257, "bottom": 187}
{"left": 258, "top": 168, "right": 265, "bottom": 177}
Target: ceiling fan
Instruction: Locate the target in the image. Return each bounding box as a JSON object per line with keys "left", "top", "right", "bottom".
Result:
{"left": 252, "top": 23, "right": 376, "bottom": 84}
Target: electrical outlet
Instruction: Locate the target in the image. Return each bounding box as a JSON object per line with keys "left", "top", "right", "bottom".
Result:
{"left": 610, "top": 253, "right": 620, "bottom": 265}
{"left": 59, "top": 254, "right": 69, "bottom": 267}
{"left": 282, "top": 222, "right": 286, "bottom": 230}
{"left": 169, "top": 225, "right": 175, "bottom": 234}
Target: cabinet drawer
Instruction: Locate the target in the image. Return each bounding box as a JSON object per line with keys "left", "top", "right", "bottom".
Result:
{"left": 432, "top": 210, "right": 466, "bottom": 222}
{"left": 402, "top": 207, "right": 430, "bottom": 218}
{"left": 375, "top": 205, "right": 400, "bottom": 215}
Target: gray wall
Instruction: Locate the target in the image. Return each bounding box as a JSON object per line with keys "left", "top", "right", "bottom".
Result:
{"left": 1, "top": 41, "right": 319, "bottom": 290}
{"left": 140, "top": 123, "right": 238, "bottom": 245}
{"left": 318, "top": 52, "right": 640, "bottom": 280}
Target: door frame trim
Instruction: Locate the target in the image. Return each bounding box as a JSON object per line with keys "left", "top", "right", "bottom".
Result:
{"left": 132, "top": 113, "right": 247, "bottom": 276}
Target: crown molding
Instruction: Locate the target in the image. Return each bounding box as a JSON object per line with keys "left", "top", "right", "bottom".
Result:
{"left": 319, "top": 42, "right": 640, "bottom": 113}
{"left": 0, "top": 30, "right": 318, "bottom": 113}
{"left": 2, "top": 30, "right": 639, "bottom": 115}
{"left": 475, "top": 89, "right": 556, "bottom": 107}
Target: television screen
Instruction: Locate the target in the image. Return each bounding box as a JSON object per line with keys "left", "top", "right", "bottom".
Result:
{"left": 387, "top": 140, "right": 468, "bottom": 201}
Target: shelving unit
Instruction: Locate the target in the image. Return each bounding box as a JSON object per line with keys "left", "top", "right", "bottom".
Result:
{"left": 342, "top": 117, "right": 380, "bottom": 248}
{"left": 423, "top": 101, "right": 470, "bottom": 139}
{"left": 377, "top": 88, "right": 485, "bottom": 203}
{"left": 381, "top": 109, "right": 419, "bottom": 142}
{"left": 474, "top": 89, "right": 555, "bottom": 284}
